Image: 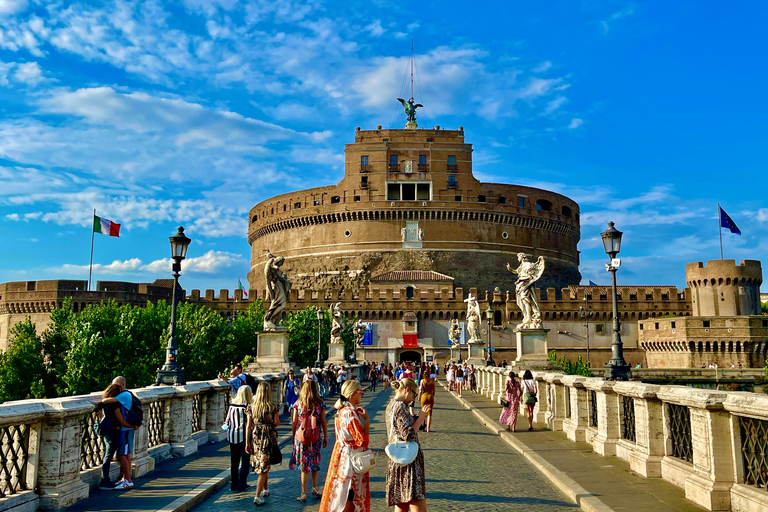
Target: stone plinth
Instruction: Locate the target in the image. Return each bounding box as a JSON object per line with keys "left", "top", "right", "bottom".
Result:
{"left": 248, "top": 331, "right": 293, "bottom": 374}
{"left": 512, "top": 328, "right": 558, "bottom": 371}
{"left": 466, "top": 341, "right": 486, "bottom": 366}
{"left": 327, "top": 343, "right": 346, "bottom": 365}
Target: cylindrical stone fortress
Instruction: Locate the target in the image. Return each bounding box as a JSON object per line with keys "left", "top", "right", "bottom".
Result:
{"left": 686, "top": 259, "right": 763, "bottom": 316}
{"left": 247, "top": 126, "right": 581, "bottom": 294}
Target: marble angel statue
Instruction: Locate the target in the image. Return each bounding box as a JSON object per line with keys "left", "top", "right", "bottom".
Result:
{"left": 507, "top": 253, "right": 545, "bottom": 330}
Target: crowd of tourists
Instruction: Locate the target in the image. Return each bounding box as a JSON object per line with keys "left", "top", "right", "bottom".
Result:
{"left": 96, "top": 358, "right": 538, "bottom": 511}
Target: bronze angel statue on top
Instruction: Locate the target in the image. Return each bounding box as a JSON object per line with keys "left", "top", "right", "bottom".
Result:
{"left": 397, "top": 97, "right": 423, "bottom": 124}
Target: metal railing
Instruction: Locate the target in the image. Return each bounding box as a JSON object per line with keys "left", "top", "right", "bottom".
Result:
{"left": 80, "top": 412, "right": 106, "bottom": 471}
{"left": 621, "top": 395, "right": 636, "bottom": 442}
{"left": 740, "top": 416, "right": 768, "bottom": 489}
{"left": 668, "top": 403, "right": 692, "bottom": 463}
{"left": 589, "top": 390, "right": 598, "bottom": 428}
{"left": 192, "top": 394, "right": 203, "bottom": 432}
{"left": 0, "top": 423, "right": 30, "bottom": 497}
{"left": 147, "top": 400, "right": 167, "bottom": 448}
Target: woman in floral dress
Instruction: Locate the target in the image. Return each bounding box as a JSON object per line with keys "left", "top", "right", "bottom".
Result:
{"left": 499, "top": 372, "right": 522, "bottom": 432}
{"left": 386, "top": 378, "right": 431, "bottom": 511}
{"left": 246, "top": 382, "right": 280, "bottom": 506}
{"left": 291, "top": 380, "right": 328, "bottom": 502}
{"left": 319, "top": 379, "right": 370, "bottom": 512}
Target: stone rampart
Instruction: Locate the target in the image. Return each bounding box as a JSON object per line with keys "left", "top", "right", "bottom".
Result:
{"left": 474, "top": 366, "right": 768, "bottom": 511}
{"left": 0, "top": 374, "right": 285, "bottom": 512}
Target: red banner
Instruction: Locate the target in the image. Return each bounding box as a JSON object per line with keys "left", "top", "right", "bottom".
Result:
{"left": 403, "top": 334, "right": 418, "bottom": 348}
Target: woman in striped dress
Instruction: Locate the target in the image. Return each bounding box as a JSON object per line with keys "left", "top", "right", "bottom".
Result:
{"left": 225, "top": 384, "right": 253, "bottom": 491}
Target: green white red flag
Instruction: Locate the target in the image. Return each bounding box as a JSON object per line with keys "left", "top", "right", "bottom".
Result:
{"left": 93, "top": 215, "right": 120, "bottom": 237}
{"left": 237, "top": 278, "right": 248, "bottom": 298}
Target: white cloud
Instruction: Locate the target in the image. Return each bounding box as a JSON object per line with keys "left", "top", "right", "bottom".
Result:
{"left": 5, "top": 212, "right": 19, "bottom": 220}
{"left": 13, "top": 61, "right": 42, "bottom": 85}
{"left": 610, "top": 185, "right": 671, "bottom": 209}
{"left": 544, "top": 96, "right": 567, "bottom": 114}
{"left": 568, "top": 118, "right": 583, "bottom": 129}
{"left": 600, "top": 7, "right": 636, "bottom": 34}
{"left": 533, "top": 61, "right": 552, "bottom": 73}
{"left": 364, "top": 20, "right": 385, "bottom": 37}
{"left": 50, "top": 250, "right": 245, "bottom": 276}
{"left": 0, "top": 0, "right": 27, "bottom": 16}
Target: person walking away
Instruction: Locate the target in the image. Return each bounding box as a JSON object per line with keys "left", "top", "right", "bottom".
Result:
{"left": 368, "top": 365, "right": 378, "bottom": 392}
{"left": 291, "top": 381, "right": 328, "bottom": 501}
{"left": 284, "top": 370, "right": 301, "bottom": 414}
{"left": 418, "top": 372, "right": 436, "bottom": 433}
{"left": 468, "top": 365, "right": 478, "bottom": 393}
{"left": 319, "top": 380, "right": 370, "bottom": 512}
{"left": 499, "top": 373, "right": 522, "bottom": 432}
{"left": 445, "top": 365, "right": 455, "bottom": 392}
{"left": 521, "top": 370, "right": 538, "bottom": 431}
{"left": 382, "top": 366, "right": 392, "bottom": 390}
{"left": 226, "top": 384, "right": 253, "bottom": 491}
{"left": 455, "top": 364, "right": 464, "bottom": 397}
{"left": 386, "top": 379, "right": 430, "bottom": 511}
{"left": 246, "top": 382, "right": 280, "bottom": 506}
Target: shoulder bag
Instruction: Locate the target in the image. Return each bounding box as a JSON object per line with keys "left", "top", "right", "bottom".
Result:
{"left": 347, "top": 406, "right": 376, "bottom": 474}
{"left": 384, "top": 404, "right": 419, "bottom": 466}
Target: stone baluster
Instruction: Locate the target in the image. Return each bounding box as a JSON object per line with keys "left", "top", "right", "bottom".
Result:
{"left": 166, "top": 385, "right": 202, "bottom": 458}
{"left": 532, "top": 372, "right": 549, "bottom": 424}
{"left": 561, "top": 376, "right": 588, "bottom": 442}
{"left": 490, "top": 368, "right": 503, "bottom": 401}
{"left": 657, "top": 387, "right": 733, "bottom": 511}
{"left": 543, "top": 373, "right": 565, "bottom": 431}
{"left": 37, "top": 398, "right": 91, "bottom": 510}
{"left": 204, "top": 382, "right": 230, "bottom": 443}
{"left": 584, "top": 379, "right": 618, "bottom": 456}
{"left": 131, "top": 387, "right": 175, "bottom": 477}
{"left": 613, "top": 382, "right": 663, "bottom": 479}
{"left": 0, "top": 401, "right": 45, "bottom": 510}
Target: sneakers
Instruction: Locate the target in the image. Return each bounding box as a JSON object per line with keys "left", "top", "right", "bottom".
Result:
{"left": 113, "top": 480, "right": 132, "bottom": 490}
{"left": 253, "top": 496, "right": 265, "bottom": 506}
{"left": 98, "top": 479, "right": 115, "bottom": 490}
{"left": 261, "top": 489, "right": 269, "bottom": 497}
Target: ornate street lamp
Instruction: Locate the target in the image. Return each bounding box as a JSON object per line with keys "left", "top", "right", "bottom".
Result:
{"left": 485, "top": 305, "right": 495, "bottom": 367}
{"left": 156, "top": 226, "right": 191, "bottom": 385}
{"left": 315, "top": 307, "right": 324, "bottom": 369}
{"left": 601, "top": 221, "right": 630, "bottom": 380}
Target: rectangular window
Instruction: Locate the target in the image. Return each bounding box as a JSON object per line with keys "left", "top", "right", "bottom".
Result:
{"left": 419, "top": 155, "right": 427, "bottom": 166}
{"left": 455, "top": 195, "right": 462, "bottom": 202}
{"left": 361, "top": 176, "right": 368, "bottom": 188}
{"left": 390, "top": 155, "right": 398, "bottom": 165}
{"left": 313, "top": 200, "right": 320, "bottom": 206}
{"left": 671, "top": 322, "right": 676, "bottom": 329}
{"left": 331, "top": 196, "right": 340, "bottom": 204}
{"left": 294, "top": 202, "right": 301, "bottom": 209}
{"left": 518, "top": 196, "right": 526, "bottom": 208}
{"left": 498, "top": 197, "right": 507, "bottom": 205}
{"left": 596, "top": 324, "right": 604, "bottom": 334}
{"left": 387, "top": 183, "right": 400, "bottom": 201}
{"left": 354, "top": 196, "right": 361, "bottom": 202}
{"left": 703, "top": 320, "right": 710, "bottom": 328}
{"left": 417, "top": 183, "right": 430, "bottom": 200}
{"left": 447, "top": 175, "right": 458, "bottom": 188}
{"left": 402, "top": 183, "right": 416, "bottom": 201}
{"left": 426, "top": 138, "right": 433, "bottom": 142}
{"left": 447, "top": 155, "right": 456, "bottom": 166}
{"left": 361, "top": 155, "right": 369, "bottom": 167}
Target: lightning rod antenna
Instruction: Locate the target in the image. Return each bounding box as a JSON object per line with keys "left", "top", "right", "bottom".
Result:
{"left": 410, "top": 39, "right": 414, "bottom": 100}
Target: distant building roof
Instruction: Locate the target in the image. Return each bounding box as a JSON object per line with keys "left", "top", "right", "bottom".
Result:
{"left": 151, "top": 279, "right": 178, "bottom": 288}
{"left": 370, "top": 271, "right": 454, "bottom": 283}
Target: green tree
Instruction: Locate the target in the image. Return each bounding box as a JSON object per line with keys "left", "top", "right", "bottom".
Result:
{"left": 548, "top": 350, "right": 592, "bottom": 377}
{"left": 40, "top": 298, "right": 75, "bottom": 397}
{"left": 0, "top": 318, "right": 48, "bottom": 402}
{"left": 762, "top": 302, "right": 768, "bottom": 315}
{"left": 230, "top": 300, "right": 264, "bottom": 367}
{"left": 174, "top": 302, "right": 234, "bottom": 381}
{"left": 284, "top": 306, "right": 331, "bottom": 369}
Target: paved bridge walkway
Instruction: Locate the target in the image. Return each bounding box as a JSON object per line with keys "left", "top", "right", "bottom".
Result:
{"left": 60, "top": 380, "right": 705, "bottom": 512}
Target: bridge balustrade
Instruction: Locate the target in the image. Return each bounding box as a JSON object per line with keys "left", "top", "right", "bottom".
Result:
{"left": 0, "top": 375, "right": 285, "bottom": 512}
{"left": 475, "top": 366, "right": 768, "bottom": 512}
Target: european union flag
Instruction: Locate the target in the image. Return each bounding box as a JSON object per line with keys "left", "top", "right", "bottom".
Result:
{"left": 719, "top": 206, "right": 741, "bottom": 235}
{"left": 588, "top": 280, "right": 597, "bottom": 286}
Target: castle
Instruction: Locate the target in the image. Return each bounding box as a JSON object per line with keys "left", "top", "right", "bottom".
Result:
{"left": 1, "top": 123, "right": 765, "bottom": 368}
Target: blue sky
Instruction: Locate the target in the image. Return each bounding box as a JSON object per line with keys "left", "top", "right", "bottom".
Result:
{"left": 1, "top": 0, "right": 766, "bottom": 295}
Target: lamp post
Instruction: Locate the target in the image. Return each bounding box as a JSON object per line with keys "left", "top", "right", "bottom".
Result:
{"left": 315, "top": 308, "right": 324, "bottom": 369}
{"left": 601, "top": 221, "right": 630, "bottom": 380}
{"left": 485, "top": 305, "right": 495, "bottom": 367}
{"left": 156, "top": 226, "right": 191, "bottom": 385}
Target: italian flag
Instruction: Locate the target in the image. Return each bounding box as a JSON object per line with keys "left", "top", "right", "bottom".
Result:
{"left": 93, "top": 215, "right": 120, "bottom": 237}
{"left": 237, "top": 278, "right": 248, "bottom": 298}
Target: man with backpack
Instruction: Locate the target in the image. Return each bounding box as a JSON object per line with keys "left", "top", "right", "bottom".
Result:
{"left": 103, "top": 376, "right": 142, "bottom": 490}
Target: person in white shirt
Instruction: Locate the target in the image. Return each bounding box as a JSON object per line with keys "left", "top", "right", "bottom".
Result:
{"left": 520, "top": 370, "right": 538, "bottom": 431}
{"left": 303, "top": 367, "right": 318, "bottom": 383}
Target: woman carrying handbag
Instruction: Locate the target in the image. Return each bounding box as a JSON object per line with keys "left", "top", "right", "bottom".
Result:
{"left": 386, "top": 378, "right": 430, "bottom": 512}
{"left": 520, "top": 370, "right": 539, "bottom": 431}
{"left": 246, "top": 382, "right": 280, "bottom": 506}
{"left": 498, "top": 372, "right": 522, "bottom": 432}
{"left": 319, "top": 379, "right": 371, "bottom": 512}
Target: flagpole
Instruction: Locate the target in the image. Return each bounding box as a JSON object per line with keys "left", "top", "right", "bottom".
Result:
{"left": 88, "top": 209, "right": 95, "bottom": 291}
{"left": 718, "top": 203, "right": 723, "bottom": 260}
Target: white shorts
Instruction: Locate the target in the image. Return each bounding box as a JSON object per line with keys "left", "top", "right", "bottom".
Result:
{"left": 456, "top": 377, "right": 464, "bottom": 383}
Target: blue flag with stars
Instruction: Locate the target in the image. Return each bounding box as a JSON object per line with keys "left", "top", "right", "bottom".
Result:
{"left": 719, "top": 206, "right": 741, "bottom": 235}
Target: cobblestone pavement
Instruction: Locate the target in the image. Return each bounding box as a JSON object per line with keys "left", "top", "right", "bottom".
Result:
{"left": 191, "top": 383, "right": 575, "bottom": 512}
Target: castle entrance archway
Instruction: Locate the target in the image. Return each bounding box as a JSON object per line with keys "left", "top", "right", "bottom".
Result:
{"left": 398, "top": 349, "right": 422, "bottom": 364}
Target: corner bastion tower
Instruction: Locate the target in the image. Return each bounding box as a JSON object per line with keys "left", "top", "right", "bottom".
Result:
{"left": 247, "top": 114, "right": 581, "bottom": 296}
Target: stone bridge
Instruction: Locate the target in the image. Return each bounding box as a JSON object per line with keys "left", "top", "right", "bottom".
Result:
{"left": 1, "top": 368, "right": 767, "bottom": 512}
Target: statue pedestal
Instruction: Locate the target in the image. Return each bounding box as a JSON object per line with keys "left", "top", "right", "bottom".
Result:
{"left": 327, "top": 343, "right": 346, "bottom": 365}
{"left": 466, "top": 341, "right": 486, "bottom": 366}
{"left": 405, "top": 121, "right": 417, "bottom": 130}
{"left": 512, "top": 328, "right": 558, "bottom": 371}
{"left": 247, "top": 331, "right": 293, "bottom": 374}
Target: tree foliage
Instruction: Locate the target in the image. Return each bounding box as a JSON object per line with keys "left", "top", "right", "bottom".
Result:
{"left": 283, "top": 306, "right": 358, "bottom": 369}
{"left": 548, "top": 350, "right": 592, "bottom": 377}
{"left": 0, "top": 318, "right": 48, "bottom": 402}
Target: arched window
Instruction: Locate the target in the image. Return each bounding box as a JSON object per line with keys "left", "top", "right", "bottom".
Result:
{"left": 536, "top": 199, "right": 553, "bottom": 211}
{"left": 562, "top": 205, "right": 572, "bottom": 218}
{"left": 251, "top": 215, "right": 258, "bottom": 223}
{"left": 498, "top": 196, "right": 507, "bottom": 205}
{"left": 493, "top": 310, "right": 502, "bottom": 326}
